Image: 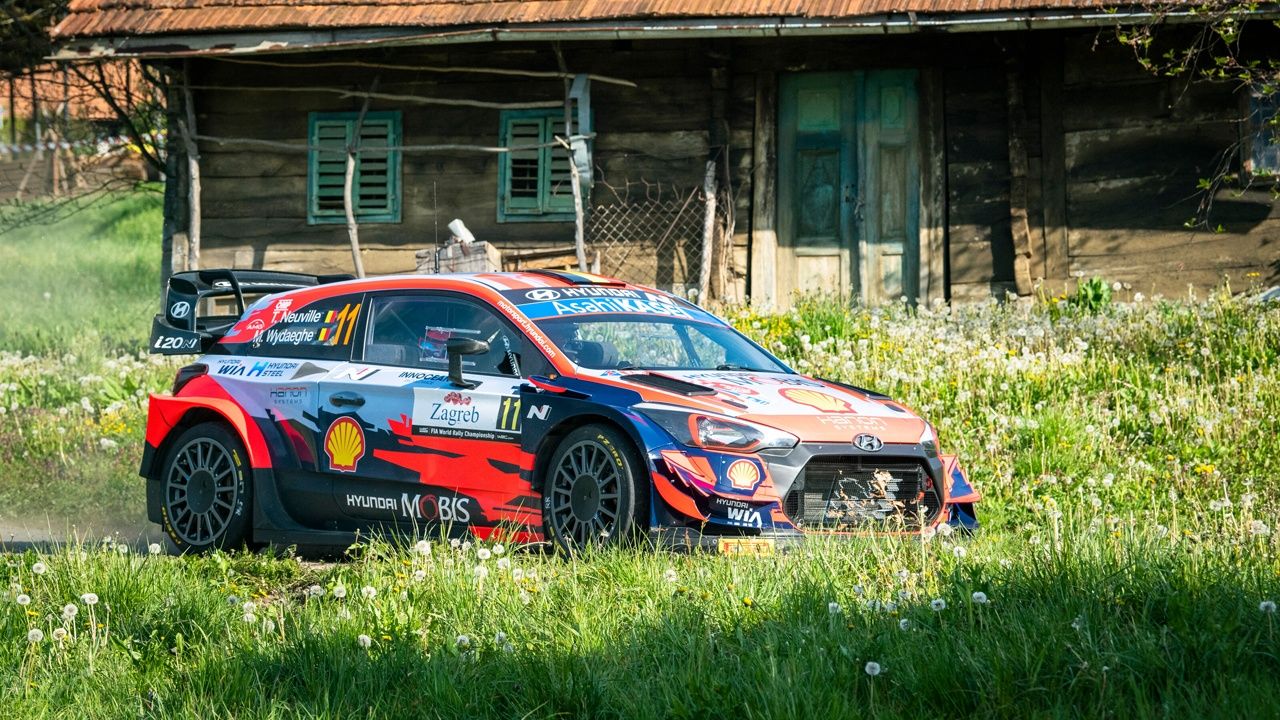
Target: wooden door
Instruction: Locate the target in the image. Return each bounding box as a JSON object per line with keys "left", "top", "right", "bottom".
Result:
{"left": 777, "top": 70, "right": 920, "bottom": 305}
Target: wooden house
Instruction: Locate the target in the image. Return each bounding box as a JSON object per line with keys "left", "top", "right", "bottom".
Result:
{"left": 51, "top": 0, "right": 1280, "bottom": 307}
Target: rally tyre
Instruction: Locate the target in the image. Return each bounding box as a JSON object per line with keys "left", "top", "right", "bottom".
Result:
{"left": 158, "top": 422, "right": 252, "bottom": 554}
{"left": 543, "top": 424, "right": 647, "bottom": 554}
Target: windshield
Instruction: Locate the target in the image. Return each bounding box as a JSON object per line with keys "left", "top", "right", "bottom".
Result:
{"left": 535, "top": 316, "right": 790, "bottom": 372}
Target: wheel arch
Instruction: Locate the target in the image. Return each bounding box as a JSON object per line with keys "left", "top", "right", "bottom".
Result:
{"left": 142, "top": 394, "right": 272, "bottom": 480}
{"left": 529, "top": 411, "right": 649, "bottom": 494}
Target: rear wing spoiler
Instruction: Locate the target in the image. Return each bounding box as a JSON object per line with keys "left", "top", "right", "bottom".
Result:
{"left": 149, "top": 269, "right": 354, "bottom": 355}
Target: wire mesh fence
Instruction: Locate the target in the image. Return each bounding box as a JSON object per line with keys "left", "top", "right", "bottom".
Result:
{"left": 586, "top": 182, "right": 714, "bottom": 299}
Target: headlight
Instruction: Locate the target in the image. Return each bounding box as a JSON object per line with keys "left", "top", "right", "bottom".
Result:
{"left": 919, "top": 423, "right": 938, "bottom": 456}
{"left": 636, "top": 404, "right": 799, "bottom": 453}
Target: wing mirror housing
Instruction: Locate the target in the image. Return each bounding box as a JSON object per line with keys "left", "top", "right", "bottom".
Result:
{"left": 446, "top": 338, "right": 490, "bottom": 389}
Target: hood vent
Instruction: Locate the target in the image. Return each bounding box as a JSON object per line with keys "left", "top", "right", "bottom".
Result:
{"left": 623, "top": 373, "right": 716, "bottom": 396}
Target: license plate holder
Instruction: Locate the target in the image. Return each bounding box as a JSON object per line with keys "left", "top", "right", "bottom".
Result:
{"left": 716, "top": 537, "right": 776, "bottom": 556}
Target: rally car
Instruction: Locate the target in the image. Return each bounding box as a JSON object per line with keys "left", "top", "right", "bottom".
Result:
{"left": 143, "top": 268, "right": 979, "bottom": 554}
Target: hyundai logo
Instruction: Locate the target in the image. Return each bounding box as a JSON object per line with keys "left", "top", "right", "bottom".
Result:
{"left": 853, "top": 433, "right": 884, "bottom": 452}
{"left": 525, "top": 289, "right": 561, "bottom": 301}
{"left": 169, "top": 301, "right": 191, "bottom": 319}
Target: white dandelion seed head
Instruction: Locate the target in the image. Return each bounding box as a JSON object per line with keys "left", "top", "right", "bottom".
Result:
{"left": 263, "top": 619, "right": 276, "bottom": 633}
{"left": 511, "top": 568, "right": 525, "bottom": 582}
{"left": 116, "top": 544, "right": 129, "bottom": 555}
{"left": 496, "top": 557, "right": 511, "bottom": 571}
{"left": 412, "top": 570, "right": 427, "bottom": 582}
{"left": 898, "top": 589, "right": 912, "bottom": 601}
{"left": 920, "top": 526, "right": 937, "bottom": 541}
{"left": 474, "top": 565, "right": 490, "bottom": 580}
{"left": 461, "top": 541, "right": 472, "bottom": 553}
{"left": 52, "top": 628, "right": 67, "bottom": 641}
{"left": 61, "top": 603, "right": 77, "bottom": 619}
{"left": 852, "top": 585, "right": 865, "bottom": 597}
{"left": 898, "top": 618, "right": 911, "bottom": 631}
{"left": 503, "top": 642, "right": 515, "bottom": 654}
{"left": 1248, "top": 520, "right": 1270, "bottom": 537}
{"left": 414, "top": 540, "right": 432, "bottom": 556}
{"left": 242, "top": 612, "right": 256, "bottom": 624}
{"left": 1260, "top": 600, "right": 1277, "bottom": 614}
{"left": 31, "top": 562, "right": 46, "bottom": 575}
{"left": 16, "top": 594, "right": 30, "bottom": 606}
{"left": 455, "top": 634, "right": 471, "bottom": 649}
{"left": 242, "top": 601, "right": 256, "bottom": 613}
{"left": 357, "top": 634, "right": 372, "bottom": 648}
{"left": 864, "top": 661, "right": 882, "bottom": 677}
{"left": 999, "top": 559, "right": 1013, "bottom": 569}
{"left": 519, "top": 590, "right": 532, "bottom": 606}
{"left": 27, "top": 628, "right": 43, "bottom": 643}
{"left": 971, "top": 591, "right": 989, "bottom": 605}
{"left": 930, "top": 598, "right": 947, "bottom": 612}
{"left": 937, "top": 523, "right": 954, "bottom": 537}
{"left": 450, "top": 539, "right": 461, "bottom": 549}
{"left": 399, "top": 590, "right": 408, "bottom": 601}
{"left": 333, "top": 585, "right": 347, "bottom": 599}
{"left": 828, "top": 601, "right": 842, "bottom": 615}
{"left": 493, "top": 544, "right": 506, "bottom": 556}
{"left": 663, "top": 568, "right": 678, "bottom": 584}
{"left": 896, "top": 569, "right": 910, "bottom": 582}
{"left": 361, "top": 586, "right": 377, "bottom": 599}
{"left": 884, "top": 601, "right": 898, "bottom": 613}
{"left": 1071, "top": 615, "right": 1085, "bottom": 631}
{"left": 307, "top": 585, "right": 325, "bottom": 598}
{"left": 495, "top": 631, "right": 507, "bottom": 644}
{"left": 476, "top": 548, "right": 492, "bottom": 561}
{"left": 148, "top": 543, "right": 163, "bottom": 555}
{"left": 952, "top": 545, "right": 968, "bottom": 560}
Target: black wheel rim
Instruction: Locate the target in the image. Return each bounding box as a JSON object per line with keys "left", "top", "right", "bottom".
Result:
{"left": 165, "top": 438, "right": 238, "bottom": 545}
{"left": 549, "top": 439, "right": 622, "bottom": 547}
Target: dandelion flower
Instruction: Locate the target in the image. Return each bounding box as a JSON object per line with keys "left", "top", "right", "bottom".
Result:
{"left": 898, "top": 589, "right": 912, "bottom": 601}
{"left": 999, "top": 559, "right": 1013, "bottom": 569}
{"left": 16, "top": 594, "right": 30, "bottom": 606}
{"left": 1248, "top": 520, "right": 1270, "bottom": 537}
{"left": 896, "top": 569, "right": 910, "bottom": 582}
{"left": 52, "top": 628, "right": 67, "bottom": 642}
{"left": 852, "top": 585, "right": 865, "bottom": 597}
{"left": 456, "top": 634, "right": 471, "bottom": 649}
{"left": 27, "top": 628, "right": 43, "bottom": 643}
{"left": 412, "top": 570, "right": 427, "bottom": 582}
{"left": 263, "top": 619, "right": 276, "bottom": 633}
{"left": 497, "top": 557, "right": 511, "bottom": 571}
{"left": 828, "top": 602, "right": 842, "bottom": 615}
{"left": 242, "top": 601, "right": 256, "bottom": 613}
{"left": 476, "top": 548, "right": 492, "bottom": 561}
{"left": 864, "top": 661, "right": 881, "bottom": 677}
{"left": 333, "top": 585, "right": 348, "bottom": 599}
{"left": 930, "top": 598, "right": 947, "bottom": 612}
{"left": 971, "top": 591, "right": 989, "bottom": 605}
{"left": 474, "top": 566, "right": 490, "bottom": 580}
{"left": 495, "top": 631, "right": 507, "bottom": 644}
{"left": 493, "top": 544, "right": 505, "bottom": 556}
{"left": 357, "top": 634, "right": 372, "bottom": 648}
{"left": 148, "top": 543, "right": 163, "bottom": 555}
{"left": 449, "top": 539, "right": 461, "bottom": 550}
{"left": 1071, "top": 615, "right": 1085, "bottom": 631}
{"left": 511, "top": 568, "right": 525, "bottom": 582}
{"left": 31, "top": 562, "right": 46, "bottom": 575}
{"left": 414, "top": 540, "right": 432, "bottom": 556}
{"left": 61, "top": 603, "right": 77, "bottom": 620}
{"left": 116, "top": 544, "right": 129, "bottom": 555}
{"left": 242, "top": 612, "right": 256, "bottom": 624}
{"left": 1261, "top": 600, "right": 1277, "bottom": 614}
{"left": 952, "top": 546, "right": 967, "bottom": 560}
{"left": 898, "top": 619, "right": 911, "bottom": 631}
{"left": 307, "top": 584, "right": 325, "bottom": 598}
{"left": 663, "top": 568, "right": 678, "bottom": 584}
{"left": 503, "top": 642, "right": 515, "bottom": 654}
{"left": 361, "top": 586, "right": 377, "bottom": 599}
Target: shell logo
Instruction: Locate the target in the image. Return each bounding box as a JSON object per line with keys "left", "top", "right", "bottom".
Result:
{"left": 779, "top": 387, "right": 855, "bottom": 413}
{"left": 324, "top": 417, "right": 365, "bottom": 473}
{"left": 726, "top": 459, "right": 761, "bottom": 490}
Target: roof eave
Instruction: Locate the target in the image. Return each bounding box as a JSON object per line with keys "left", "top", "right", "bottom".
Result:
{"left": 50, "top": 9, "right": 1280, "bottom": 61}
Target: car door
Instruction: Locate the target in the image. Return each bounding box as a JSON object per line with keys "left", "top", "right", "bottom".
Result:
{"left": 319, "top": 292, "right": 549, "bottom": 535}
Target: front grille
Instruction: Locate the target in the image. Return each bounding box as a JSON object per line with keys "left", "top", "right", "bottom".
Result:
{"left": 782, "top": 456, "right": 941, "bottom": 531}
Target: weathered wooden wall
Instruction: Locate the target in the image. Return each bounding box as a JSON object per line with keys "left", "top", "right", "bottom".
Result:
{"left": 193, "top": 40, "right": 715, "bottom": 275}
{"left": 1049, "top": 31, "right": 1280, "bottom": 297}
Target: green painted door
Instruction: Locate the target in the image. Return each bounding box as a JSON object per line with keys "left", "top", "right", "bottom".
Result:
{"left": 778, "top": 71, "right": 919, "bottom": 304}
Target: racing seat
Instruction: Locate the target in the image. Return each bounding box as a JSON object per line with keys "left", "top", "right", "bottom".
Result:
{"left": 576, "top": 340, "right": 619, "bottom": 369}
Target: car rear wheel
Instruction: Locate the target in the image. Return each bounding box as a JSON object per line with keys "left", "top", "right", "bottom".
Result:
{"left": 159, "top": 422, "right": 251, "bottom": 553}
{"left": 542, "top": 424, "right": 647, "bottom": 553}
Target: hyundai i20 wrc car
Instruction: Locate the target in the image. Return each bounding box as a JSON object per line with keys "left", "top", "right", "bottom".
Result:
{"left": 142, "top": 268, "right": 980, "bottom": 554}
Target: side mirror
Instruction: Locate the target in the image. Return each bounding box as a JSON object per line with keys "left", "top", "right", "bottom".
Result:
{"left": 446, "top": 337, "right": 490, "bottom": 389}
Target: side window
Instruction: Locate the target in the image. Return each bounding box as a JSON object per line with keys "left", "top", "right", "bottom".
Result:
{"left": 228, "top": 294, "right": 363, "bottom": 361}
{"left": 365, "top": 295, "right": 543, "bottom": 377}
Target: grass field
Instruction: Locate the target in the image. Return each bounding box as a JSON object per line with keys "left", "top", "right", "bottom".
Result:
{"left": 0, "top": 191, "right": 1278, "bottom": 718}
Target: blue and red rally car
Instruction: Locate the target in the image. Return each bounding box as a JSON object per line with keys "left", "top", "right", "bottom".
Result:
{"left": 143, "top": 269, "right": 979, "bottom": 553}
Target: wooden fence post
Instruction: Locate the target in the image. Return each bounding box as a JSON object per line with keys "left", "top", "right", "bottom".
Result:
{"left": 699, "top": 161, "right": 716, "bottom": 302}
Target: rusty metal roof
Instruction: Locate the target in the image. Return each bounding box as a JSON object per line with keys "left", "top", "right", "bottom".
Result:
{"left": 53, "top": 0, "right": 1137, "bottom": 40}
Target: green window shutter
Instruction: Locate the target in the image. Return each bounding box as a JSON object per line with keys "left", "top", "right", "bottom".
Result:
{"left": 308, "top": 111, "right": 401, "bottom": 225}
{"left": 498, "top": 109, "right": 577, "bottom": 222}
{"left": 543, "top": 117, "right": 575, "bottom": 213}
{"left": 504, "top": 117, "right": 544, "bottom": 214}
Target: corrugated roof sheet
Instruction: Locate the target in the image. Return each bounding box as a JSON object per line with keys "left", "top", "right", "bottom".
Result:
{"left": 53, "top": 0, "right": 1133, "bottom": 40}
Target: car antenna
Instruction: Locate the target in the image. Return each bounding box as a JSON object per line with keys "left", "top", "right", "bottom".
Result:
{"left": 432, "top": 181, "right": 440, "bottom": 274}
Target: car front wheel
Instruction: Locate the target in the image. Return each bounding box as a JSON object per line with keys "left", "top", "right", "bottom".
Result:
{"left": 159, "top": 422, "right": 251, "bottom": 553}
{"left": 542, "top": 424, "right": 647, "bottom": 553}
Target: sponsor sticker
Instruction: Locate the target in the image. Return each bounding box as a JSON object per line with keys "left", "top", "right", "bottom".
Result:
{"left": 324, "top": 417, "right": 366, "bottom": 473}
{"left": 344, "top": 492, "right": 473, "bottom": 523}
{"left": 269, "top": 386, "right": 308, "bottom": 406}
{"left": 779, "top": 387, "right": 855, "bottom": 413}
{"left": 411, "top": 388, "right": 520, "bottom": 440}
{"left": 726, "top": 459, "right": 762, "bottom": 490}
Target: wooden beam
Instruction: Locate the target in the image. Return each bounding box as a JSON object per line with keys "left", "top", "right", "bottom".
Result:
{"left": 185, "top": 85, "right": 561, "bottom": 110}
{"left": 749, "top": 72, "right": 778, "bottom": 310}
{"left": 1005, "top": 52, "right": 1034, "bottom": 296}
{"left": 1039, "top": 34, "right": 1070, "bottom": 287}
{"left": 211, "top": 57, "right": 638, "bottom": 88}
{"left": 918, "top": 67, "right": 948, "bottom": 304}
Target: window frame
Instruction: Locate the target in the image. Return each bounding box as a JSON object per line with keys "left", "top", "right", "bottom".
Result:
{"left": 496, "top": 109, "right": 578, "bottom": 223}
{"left": 357, "top": 290, "right": 553, "bottom": 379}
{"left": 307, "top": 110, "right": 403, "bottom": 225}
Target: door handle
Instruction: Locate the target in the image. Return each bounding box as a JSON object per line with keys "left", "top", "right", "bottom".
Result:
{"left": 329, "top": 392, "right": 365, "bottom": 408}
